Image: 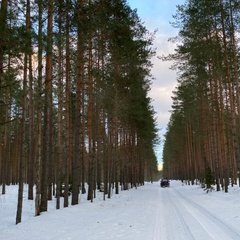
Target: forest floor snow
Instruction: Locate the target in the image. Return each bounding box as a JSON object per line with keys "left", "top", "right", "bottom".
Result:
{"left": 1, "top": 180, "right": 240, "bottom": 240}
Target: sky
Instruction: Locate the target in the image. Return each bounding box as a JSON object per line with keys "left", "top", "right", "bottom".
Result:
{"left": 127, "top": 0, "right": 186, "bottom": 167}
{"left": 2, "top": 181, "right": 240, "bottom": 239}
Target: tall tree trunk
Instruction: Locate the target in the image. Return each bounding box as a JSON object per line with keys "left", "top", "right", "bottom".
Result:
{"left": 35, "top": 0, "right": 43, "bottom": 217}
{"left": 72, "top": 0, "right": 84, "bottom": 205}
{"left": 87, "top": 14, "right": 94, "bottom": 202}
{"left": 0, "top": 0, "right": 8, "bottom": 195}
{"left": 56, "top": 0, "right": 64, "bottom": 210}
{"left": 220, "top": 0, "right": 236, "bottom": 192}
{"left": 64, "top": 0, "right": 71, "bottom": 208}
{"left": 16, "top": 44, "right": 28, "bottom": 225}
{"left": 26, "top": 0, "right": 35, "bottom": 201}
{"left": 41, "top": 0, "right": 53, "bottom": 212}
{"left": 229, "top": 0, "right": 240, "bottom": 183}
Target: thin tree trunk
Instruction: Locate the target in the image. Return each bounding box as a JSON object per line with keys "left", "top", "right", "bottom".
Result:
{"left": 56, "top": 0, "right": 63, "bottom": 210}
{"left": 35, "top": 0, "right": 43, "bottom": 217}
{"left": 16, "top": 46, "right": 28, "bottom": 225}
{"left": 87, "top": 17, "right": 94, "bottom": 202}
{"left": 64, "top": 0, "right": 71, "bottom": 208}
{"left": 0, "top": 0, "right": 8, "bottom": 195}
{"left": 72, "top": 0, "right": 85, "bottom": 205}
{"left": 229, "top": 0, "right": 240, "bottom": 182}
{"left": 26, "top": 0, "right": 35, "bottom": 201}
{"left": 41, "top": 0, "right": 53, "bottom": 212}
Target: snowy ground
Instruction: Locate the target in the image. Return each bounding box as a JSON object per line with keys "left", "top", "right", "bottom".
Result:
{"left": 1, "top": 181, "right": 240, "bottom": 240}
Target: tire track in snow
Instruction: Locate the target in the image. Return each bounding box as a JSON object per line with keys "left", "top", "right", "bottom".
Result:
{"left": 154, "top": 187, "right": 197, "bottom": 240}
{"left": 153, "top": 200, "right": 161, "bottom": 240}
{"left": 165, "top": 190, "right": 196, "bottom": 240}
{"left": 170, "top": 187, "right": 240, "bottom": 240}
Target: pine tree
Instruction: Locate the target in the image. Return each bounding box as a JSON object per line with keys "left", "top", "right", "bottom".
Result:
{"left": 204, "top": 167, "right": 214, "bottom": 192}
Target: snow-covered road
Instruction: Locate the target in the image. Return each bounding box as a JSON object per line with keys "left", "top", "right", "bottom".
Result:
{"left": 155, "top": 182, "right": 240, "bottom": 240}
{"left": 2, "top": 181, "right": 240, "bottom": 240}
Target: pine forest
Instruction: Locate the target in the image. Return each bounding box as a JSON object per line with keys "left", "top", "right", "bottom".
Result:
{"left": 162, "top": 0, "right": 240, "bottom": 193}
{"left": 0, "top": 0, "right": 159, "bottom": 224}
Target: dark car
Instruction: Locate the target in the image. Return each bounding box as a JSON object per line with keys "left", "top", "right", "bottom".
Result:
{"left": 160, "top": 178, "right": 170, "bottom": 187}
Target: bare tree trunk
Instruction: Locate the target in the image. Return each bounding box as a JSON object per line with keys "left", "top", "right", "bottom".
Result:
{"left": 2, "top": 83, "right": 9, "bottom": 194}
{"left": 26, "top": 0, "right": 35, "bottom": 201}
{"left": 220, "top": 0, "right": 236, "bottom": 192}
{"left": 87, "top": 16, "right": 94, "bottom": 202}
{"left": 64, "top": 0, "right": 71, "bottom": 208}
{"left": 56, "top": 0, "right": 64, "bottom": 210}
{"left": 107, "top": 122, "right": 112, "bottom": 199}
{"left": 72, "top": 0, "right": 84, "bottom": 205}
{"left": 80, "top": 51, "right": 86, "bottom": 195}
{"left": 35, "top": 0, "right": 43, "bottom": 217}
{"left": 81, "top": 88, "right": 86, "bottom": 194}
{"left": 41, "top": 0, "right": 53, "bottom": 212}
{"left": 229, "top": 0, "right": 240, "bottom": 183}
{"left": 0, "top": 0, "right": 8, "bottom": 195}
{"left": 16, "top": 42, "right": 28, "bottom": 225}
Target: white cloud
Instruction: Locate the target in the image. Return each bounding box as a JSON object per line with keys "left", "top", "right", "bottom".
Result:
{"left": 148, "top": 53, "right": 178, "bottom": 128}
{"left": 128, "top": 0, "right": 184, "bottom": 164}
